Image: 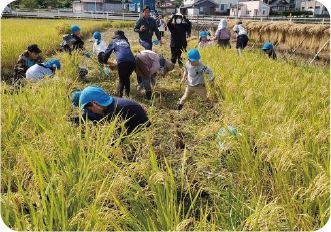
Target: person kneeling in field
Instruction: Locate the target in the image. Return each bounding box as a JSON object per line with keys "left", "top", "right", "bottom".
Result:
{"left": 60, "top": 25, "right": 85, "bottom": 54}
{"left": 262, "top": 43, "right": 277, "bottom": 60}
{"left": 176, "top": 49, "right": 213, "bottom": 111}
{"left": 13, "top": 44, "right": 43, "bottom": 85}
{"left": 101, "top": 30, "right": 136, "bottom": 98}
{"left": 26, "top": 58, "right": 61, "bottom": 83}
{"left": 71, "top": 90, "right": 103, "bottom": 124}
{"left": 79, "top": 85, "right": 151, "bottom": 134}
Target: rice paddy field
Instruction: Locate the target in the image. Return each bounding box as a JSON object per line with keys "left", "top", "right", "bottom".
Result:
{"left": 1, "top": 18, "right": 330, "bottom": 231}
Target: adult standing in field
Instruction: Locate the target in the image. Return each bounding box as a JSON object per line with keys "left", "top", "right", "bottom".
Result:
{"left": 214, "top": 19, "right": 231, "bottom": 49}
{"left": 134, "top": 5, "right": 162, "bottom": 50}
{"left": 233, "top": 21, "right": 249, "bottom": 55}
{"left": 13, "top": 44, "right": 43, "bottom": 85}
{"left": 26, "top": 58, "right": 61, "bottom": 83}
{"left": 167, "top": 13, "right": 191, "bottom": 66}
{"left": 79, "top": 85, "right": 151, "bottom": 135}
{"left": 101, "top": 30, "right": 136, "bottom": 98}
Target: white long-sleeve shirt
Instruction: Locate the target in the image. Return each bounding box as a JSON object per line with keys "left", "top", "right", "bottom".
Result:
{"left": 93, "top": 40, "right": 107, "bottom": 55}
{"left": 26, "top": 64, "right": 54, "bottom": 82}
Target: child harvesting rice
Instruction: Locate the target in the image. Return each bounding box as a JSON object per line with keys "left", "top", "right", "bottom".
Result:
{"left": 92, "top": 31, "right": 107, "bottom": 56}
{"left": 198, "top": 31, "right": 213, "bottom": 48}
{"left": 262, "top": 43, "right": 277, "bottom": 60}
{"left": 26, "top": 58, "right": 60, "bottom": 83}
{"left": 176, "top": 49, "right": 213, "bottom": 111}
{"left": 60, "top": 25, "right": 85, "bottom": 54}
{"left": 79, "top": 85, "right": 150, "bottom": 134}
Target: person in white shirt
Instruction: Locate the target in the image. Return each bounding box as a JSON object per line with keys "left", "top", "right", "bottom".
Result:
{"left": 157, "top": 15, "right": 166, "bottom": 37}
{"left": 233, "top": 21, "right": 249, "bottom": 55}
{"left": 92, "top": 31, "right": 107, "bottom": 56}
{"left": 26, "top": 58, "right": 61, "bottom": 82}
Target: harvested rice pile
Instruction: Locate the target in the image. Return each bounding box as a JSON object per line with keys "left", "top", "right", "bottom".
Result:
{"left": 216, "top": 20, "right": 330, "bottom": 52}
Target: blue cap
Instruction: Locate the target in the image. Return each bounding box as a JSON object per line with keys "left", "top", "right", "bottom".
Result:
{"left": 72, "top": 91, "right": 81, "bottom": 108}
{"left": 200, "top": 31, "right": 208, "bottom": 37}
{"left": 187, "top": 49, "right": 201, "bottom": 62}
{"left": 79, "top": 86, "right": 113, "bottom": 110}
{"left": 93, "top": 32, "right": 101, "bottom": 41}
{"left": 262, "top": 42, "right": 273, "bottom": 50}
{"left": 43, "top": 58, "right": 61, "bottom": 70}
{"left": 71, "top": 25, "right": 81, "bottom": 33}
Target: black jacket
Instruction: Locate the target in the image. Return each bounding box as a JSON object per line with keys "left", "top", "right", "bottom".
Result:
{"left": 167, "top": 17, "right": 191, "bottom": 48}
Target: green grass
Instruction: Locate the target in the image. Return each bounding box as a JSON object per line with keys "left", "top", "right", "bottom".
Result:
{"left": 1, "top": 21, "right": 330, "bottom": 231}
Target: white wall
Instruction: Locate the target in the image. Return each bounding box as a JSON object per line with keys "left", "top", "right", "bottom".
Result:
{"left": 301, "top": 0, "right": 326, "bottom": 15}
{"left": 230, "top": 1, "right": 270, "bottom": 17}
{"left": 183, "top": 0, "right": 196, "bottom": 6}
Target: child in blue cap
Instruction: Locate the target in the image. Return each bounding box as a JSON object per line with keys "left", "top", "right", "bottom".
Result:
{"left": 262, "top": 42, "right": 277, "bottom": 60}
{"left": 26, "top": 58, "right": 60, "bottom": 83}
{"left": 176, "top": 49, "right": 213, "bottom": 111}
{"left": 60, "top": 25, "right": 85, "bottom": 54}
{"left": 93, "top": 31, "right": 107, "bottom": 56}
{"left": 198, "top": 31, "right": 212, "bottom": 48}
{"left": 79, "top": 86, "right": 150, "bottom": 134}
{"left": 71, "top": 90, "right": 103, "bottom": 123}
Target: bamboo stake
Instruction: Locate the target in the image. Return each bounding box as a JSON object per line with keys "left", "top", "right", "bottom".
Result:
{"left": 309, "top": 39, "right": 330, "bottom": 65}
{"left": 287, "top": 38, "right": 306, "bottom": 59}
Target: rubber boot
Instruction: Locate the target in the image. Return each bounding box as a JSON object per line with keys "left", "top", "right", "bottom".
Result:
{"left": 146, "top": 91, "right": 152, "bottom": 100}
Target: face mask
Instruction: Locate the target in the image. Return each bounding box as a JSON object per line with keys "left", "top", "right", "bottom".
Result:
{"left": 176, "top": 19, "right": 182, "bottom": 24}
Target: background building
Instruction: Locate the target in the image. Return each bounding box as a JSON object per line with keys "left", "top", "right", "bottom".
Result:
{"left": 180, "top": 0, "right": 219, "bottom": 15}
{"left": 230, "top": 0, "right": 270, "bottom": 17}
{"left": 300, "top": 0, "right": 329, "bottom": 16}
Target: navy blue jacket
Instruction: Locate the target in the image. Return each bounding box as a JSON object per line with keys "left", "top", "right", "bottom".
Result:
{"left": 103, "top": 38, "right": 135, "bottom": 64}
{"left": 82, "top": 98, "right": 150, "bottom": 134}
{"left": 104, "top": 98, "right": 150, "bottom": 134}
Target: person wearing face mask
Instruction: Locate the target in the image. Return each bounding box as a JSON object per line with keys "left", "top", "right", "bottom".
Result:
{"left": 167, "top": 13, "right": 191, "bottom": 66}
{"left": 79, "top": 85, "right": 150, "bottom": 135}
{"left": 134, "top": 5, "right": 162, "bottom": 50}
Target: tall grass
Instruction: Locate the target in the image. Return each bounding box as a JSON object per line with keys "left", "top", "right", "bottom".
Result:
{"left": 1, "top": 19, "right": 112, "bottom": 78}
{"left": 1, "top": 22, "right": 330, "bottom": 231}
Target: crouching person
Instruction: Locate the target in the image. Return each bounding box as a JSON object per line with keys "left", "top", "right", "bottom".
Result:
{"left": 262, "top": 43, "right": 277, "bottom": 60}
{"left": 176, "top": 49, "right": 213, "bottom": 111}
{"left": 60, "top": 25, "right": 85, "bottom": 54}
{"left": 26, "top": 58, "right": 61, "bottom": 83}
{"left": 13, "top": 44, "right": 43, "bottom": 85}
{"left": 135, "top": 50, "right": 160, "bottom": 100}
{"left": 102, "top": 30, "right": 136, "bottom": 98}
{"left": 71, "top": 90, "right": 103, "bottom": 123}
{"left": 79, "top": 86, "right": 150, "bottom": 134}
